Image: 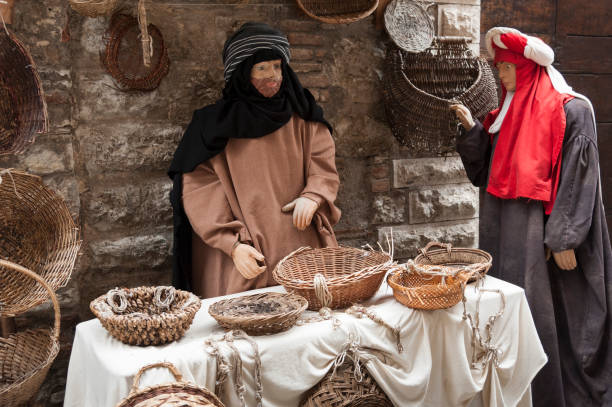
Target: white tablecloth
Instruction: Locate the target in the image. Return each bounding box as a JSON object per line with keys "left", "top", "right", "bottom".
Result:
{"left": 64, "top": 276, "right": 546, "bottom": 407}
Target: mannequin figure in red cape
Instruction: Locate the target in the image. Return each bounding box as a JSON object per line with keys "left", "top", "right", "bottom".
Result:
{"left": 451, "top": 27, "right": 612, "bottom": 406}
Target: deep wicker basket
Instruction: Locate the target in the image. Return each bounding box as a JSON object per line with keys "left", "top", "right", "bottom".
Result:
{"left": 0, "top": 260, "right": 60, "bottom": 407}
{"left": 273, "top": 247, "right": 393, "bottom": 310}
{"left": 414, "top": 242, "right": 492, "bottom": 283}
{"left": 296, "top": 0, "right": 379, "bottom": 24}
{"left": 208, "top": 292, "right": 308, "bottom": 336}
{"left": 383, "top": 37, "right": 498, "bottom": 156}
{"left": 0, "top": 29, "right": 47, "bottom": 155}
{"left": 300, "top": 362, "right": 393, "bottom": 407}
{"left": 384, "top": 0, "right": 434, "bottom": 53}
{"left": 90, "top": 286, "right": 201, "bottom": 346}
{"left": 69, "top": 0, "right": 121, "bottom": 18}
{"left": 116, "top": 362, "right": 225, "bottom": 407}
{"left": 0, "top": 169, "right": 81, "bottom": 316}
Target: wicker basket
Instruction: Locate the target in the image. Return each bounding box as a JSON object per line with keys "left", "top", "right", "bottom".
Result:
{"left": 384, "top": 0, "right": 434, "bottom": 53}
{"left": 208, "top": 292, "right": 308, "bottom": 336}
{"left": 69, "top": 0, "right": 121, "bottom": 18}
{"left": 300, "top": 361, "right": 393, "bottom": 407}
{"left": 383, "top": 37, "right": 498, "bottom": 156}
{"left": 0, "top": 260, "right": 60, "bottom": 407}
{"left": 296, "top": 0, "right": 379, "bottom": 24}
{"left": 414, "top": 242, "right": 492, "bottom": 283}
{"left": 273, "top": 247, "right": 392, "bottom": 310}
{"left": 116, "top": 362, "right": 225, "bottom": 407}
{"left": 90, "top": 286, "right": 201, "bottom": 346}
{"left": 0, "top": 169, "right": 81, "bottom": 316}
{"left": 0, "top": 29, "right": 47, "bottom": 155}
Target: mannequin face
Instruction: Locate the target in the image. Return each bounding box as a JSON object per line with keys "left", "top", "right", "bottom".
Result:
{"left": 250, "top": 59, "right": 283, "bottom": 97}
{"left": 496, "top": 61, "right": 517, "bottom": 92}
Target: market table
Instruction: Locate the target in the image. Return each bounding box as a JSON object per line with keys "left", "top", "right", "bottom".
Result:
{"left": 64, "top": 276, "right": 546, "bottom": 407}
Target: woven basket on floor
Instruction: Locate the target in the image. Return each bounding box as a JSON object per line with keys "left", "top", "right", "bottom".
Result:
{"left": 383, "top": 37, "right": 498, "bottom": 156}
{"left": 296, "top": 0, "right": 379, "bottom": 24}
{"left": 0, "top": 169, "right": 81, "bottom": 316}
{"left": 116, "top": 362, "right": 225, "bottom": 407}
{"left": 0, "top": 260, "right": 60, "bottom": 407}
{"left": 69, "top": 0, "right": 121, "bottom": 17}
{"left": 0, "top": 30, "right": 47, "bottom": 155}
{"left": 414, "top": 242, "right": 492, "bottom": 283}
{"left": 384, "top": 0, "right": 434, "bottom": 53}
{"left": 90, "top": 286, "right": 201, "bottom": 346}
{"left": 273, "top": 247, "right": 393, "bottom": 310}
{"left": 300, "top": 362, "right": 393, "bottom": 407}
{"left": 209, "top": 292, "right": 308, "bottom": 335}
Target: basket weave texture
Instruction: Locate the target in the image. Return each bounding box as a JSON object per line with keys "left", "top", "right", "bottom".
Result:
{"left": 383, "top": 37, "right": 498, "bottom": 156}
{"left": 0, "top": 260, "right": 60, "bottom": 407}
{"left": 296, "top": 0, "right": 379, "bottom": 24}
{"left": 300, "top": 362, "right": 393, "bottom": 407}
{"left": 90, "top": 286, "right": 201, "bottom": 346}
{"left": 384, "top": 0, "right": 434, "bottom": 53}
{"left": 208, "top": 292, "right": 308, "bottom": 336}
{"left": 0, "top": 169, "right": 81, "bottom": 315}
{"left": 116, "top": 362, "right": 225, "bottom": 407}
{"left": 414, "top": 242, "right": 492, "bottom": 282}
{"left": 273, "top": 247, "right": 392, "bottom": 310}
{"left": 69, "top": 0, "right": 121, "bottom": 17}
{"left": 0, "top": 30, "right": 47, "bottom": 155}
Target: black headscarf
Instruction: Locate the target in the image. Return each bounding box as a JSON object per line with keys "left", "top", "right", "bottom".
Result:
{"left": 168, "top": 23, "right": 332, "bottom": 290}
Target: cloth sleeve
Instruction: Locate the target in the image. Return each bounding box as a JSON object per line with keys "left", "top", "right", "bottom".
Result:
{"left": 456, "top": 120, "right": 492, "bottom": 188}
{"left": 182, "top": 162, "right": 250, "bottom": 256}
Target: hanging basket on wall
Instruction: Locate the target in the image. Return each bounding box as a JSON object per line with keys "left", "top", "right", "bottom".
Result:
{"left": 69, "top": 0, "right": 121, "bottom": 18}
{"left": 384, "top": 0, "right": 434, "bottom": 53}
{"left": 296, "top": 0, "right": 379, "bottom": 24}
{"left": 383, "top": 37, "right": 498, "bottom": 156}
{"left": 0, "top": 29, "right": 47, "bottom": 155}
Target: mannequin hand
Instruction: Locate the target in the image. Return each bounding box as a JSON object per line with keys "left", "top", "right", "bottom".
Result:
{"left": 450, "top": 104, "right": 475, "bottom": 130}
{"left": 231, "top": 243, "right": 266, "bottom": 279}
{"left": 281, "top": 197, "right": 319, "bottom": 231}
{"left": 552, "top": 249, "right": 577, "bottom": 270}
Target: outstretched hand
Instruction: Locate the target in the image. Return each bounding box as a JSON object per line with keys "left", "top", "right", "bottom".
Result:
{"left": 450, "top": 104, "right": 475, "bottom": 131}
{"left": 552, "top": 249, "right": 577, "bottom": 270}
{"left": 281, "top": 197, "right": 319, "bottom": 231}
{"left": 231, "top": 243, "right": 266, "bottom": 279}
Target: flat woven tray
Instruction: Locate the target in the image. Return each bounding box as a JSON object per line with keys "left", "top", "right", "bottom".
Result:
{"left": 208, "top": 292, "right": 308, "bottom": 335}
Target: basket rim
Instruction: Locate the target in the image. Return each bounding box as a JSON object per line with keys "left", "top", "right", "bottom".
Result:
{"left": 386, "top": 268, "right": 466, "bottom": 291}
{"left": 295, "top": 0, "right": 379, "bottom": 24}
{"left": 208, "top": 292, "right": 308, "bottom": 322}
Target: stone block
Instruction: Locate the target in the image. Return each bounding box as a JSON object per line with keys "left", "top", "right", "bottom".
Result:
{"left": 300, "top": 72, "right": 331, "bottom": 88}
{"left": 371, "top": 179, "right": 391, "bottom": 193}
{"left": 43, "top": 175, "right": 81, "bottom": 217}
{"left": 0, "top": 139, "right": 75, "bottom": 175}
{"left": 372, "top": 192, "right": 407, "bottom": 224}
{"left": 438, "top": 4, "right": 480, "bottom": 44}
{"left": 89, "top": 233, "right": 171, "bottom": 269}
{"left": 370, "top": 164, "right": 389, "bottom": 180}
{"left": 409, "top": 183, "right": 478, "bottom": 223}
{"left": 393, "top": 157, "right": 469, "bottom": 189}
{"left": 292, "top": 48, "right": 315, "bottom": 60}
{"left": 292, "top": 62, "right": 323, "bottom": 73}
{"left": 287, "top": 32, "right": 326, "bottom": 46}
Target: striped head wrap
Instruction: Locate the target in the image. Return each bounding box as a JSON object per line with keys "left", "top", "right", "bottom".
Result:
{"left": 222, "top": 22, "right": 291, "bottom": 82}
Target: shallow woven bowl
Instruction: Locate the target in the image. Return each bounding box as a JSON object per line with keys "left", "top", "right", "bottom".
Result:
{"left": 387, "top": 268, "right": 467, "bottom": 310}
{"left": 384, "top": 0, "right": 434, "bottom": 53}
{"left": 296, "top": 0, "right": 379, "bottom": 24}
{"left": 208, "top": 292, "right": 308, "bottom": 335}
{"left": 69, "top": 0, "right": 121, "bottom": 17}
{"left": 90, "top": 286, "right": 202, "bottom": 346}
{"left": 414, "top": 246, "right": 492, "bottom": 283}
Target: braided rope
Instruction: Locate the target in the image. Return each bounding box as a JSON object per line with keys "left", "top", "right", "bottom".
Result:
{"left": 346, "top": 305, "right": 403, "bottom": 353}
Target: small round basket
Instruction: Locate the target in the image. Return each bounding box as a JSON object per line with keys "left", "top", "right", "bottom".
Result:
{"left": 384, "top": 0, "right": 434, "bottom": 53}
{"left": 0, "top": 169, "right": 81, "bottom": 316}
{"left": 414, "top": 242, "right": 492, "bottom": 283}
{"left": 0, "top": 260, "right": 60, "bottom": 407}
{"left": 273, "top": 247, "right": 393, "bottom": 311}
{"left": 69, "top": 0, "right": 121, "bottom": 18}
{"left": 208, "top": 292, "right": 308, "bottom": 336}
{"left": 116, "top": 362, "right": 225, "bottom": 407}
{"left": 90, "top": 286, "right": 201, "bottom": 346}
{"left": 296, "top": 0, "right": 379, "bottom": 24}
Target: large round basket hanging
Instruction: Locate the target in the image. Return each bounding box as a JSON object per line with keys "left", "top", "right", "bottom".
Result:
{"left": 0, "top": 29, "right": 47, "bottom": 155}
{"left": 384, "top": 0, "right": 434, "bottom": 53}
{"left": 296, "top": 0, "right": 379, "bottom": 24}
{"left": 101, "top": 13, "right": 170, "bottom": 92}
{"left": 0, "top": 169, "right": 81, "bottom": 315}
{"left": 383, "top": 38, "right": 498, "bottom": 156}
{"left": 69, "top": 0, "right": 121, "bottom": 18}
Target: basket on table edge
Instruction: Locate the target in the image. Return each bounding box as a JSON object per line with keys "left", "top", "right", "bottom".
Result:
{"left": 273, "top": 246, "right": 393, "bottom": 310}
{"left": 69, "top": 0, "right": 121, "bottom": 17}
{"left": 116, "top": 362, "right": 225, "bottom": 407}
{"left": 296, "top": 0, "right": 379, "bottom": 24}
{"left": 208, "top": 292, "right": 308, "bottom": 335}
{"left": 90, "top": 286, "right": 201, "bottom": 346}
{"left": 0, "top": 260, "right": 60, "bottom": 407}
{"left": 414, "top": 241, "right": 492, "bottom": 283}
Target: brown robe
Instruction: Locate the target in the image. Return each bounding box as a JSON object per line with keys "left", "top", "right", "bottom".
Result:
{"left": 182, "top": 115, "right": 341, "bottom": 298}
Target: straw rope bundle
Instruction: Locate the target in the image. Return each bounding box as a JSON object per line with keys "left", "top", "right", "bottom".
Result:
{"left": 69, "top": 0, "right": 121, "bottom": 18}
{"left": 384, "top": 0, "right": 434, "bottom": 53}
{"left": 414, "top": 242, "right": 492, "bottom": 283}
{"left": 296, "top": 0, "right": 379, "bottom": 24}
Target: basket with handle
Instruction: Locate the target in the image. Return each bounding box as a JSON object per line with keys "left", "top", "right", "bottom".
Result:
{"left": 116, "top": 362, "right": 225, "bottom": 407}
{"left": 296, "top": 0, "right": 379, "bottom": 24}
{"left": 414, "top": 242, "right": 492, "bottom": 283}
{"left": 69, "top": 0, "right": 121, "bottom": 18}
{"left": 0, "top": 259, "right": 61, "bottom": 407}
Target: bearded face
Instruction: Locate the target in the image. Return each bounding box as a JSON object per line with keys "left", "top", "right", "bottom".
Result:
{"left": 250, "top": 59, "right": 283, "bottom": 97}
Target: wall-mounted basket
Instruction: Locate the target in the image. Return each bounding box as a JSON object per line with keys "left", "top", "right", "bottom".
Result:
{"left": 296, "top": 0, "right": 379, "bottom": 24}
{"left": 384, "top": 0, "right": 434, "bottom": 53}
{"left": 69, "top": 0, "right": 121, "bottom": 18}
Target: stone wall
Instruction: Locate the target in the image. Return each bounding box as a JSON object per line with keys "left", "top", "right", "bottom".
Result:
{"left": 2, "top": 0, "right": 481, "bottom": 404}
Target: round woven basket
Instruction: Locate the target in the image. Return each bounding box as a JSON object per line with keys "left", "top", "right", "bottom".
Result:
{"left": 300, "top": 362, "right": 393, "bottom": 406}
{"left": 273, "top": 247, "right": 392, "bottom": 310}
{"left": 414, "top": 242, "right": 492, "bottom": 283}
{"left": 116, "top": 362, "right": 225, "bottom": 407}
{"left": 384, "top": 0, "right": 434, "bottom": 53}
{"left": 0, "top": 260, "right": 60, "bottom": 407}
{"left": 69, "top": 0, "right": 121, "bottom": 18}
{"left": 296, "top": 0, "right": 379, "bottom": 24}
{"left": 0, "top": 29, "right": 47, "bottom": 155}
{"left": 209, "top": 292, "right": 308, "bottom": 336}
{"left": 383, "top": 38, "right": 498, "bottom": 156}
{"left": 90, "top": 286, "right": 201, "bottom": 346}
{"left": 0, "top": 169, "right": 81, "bottom": 315}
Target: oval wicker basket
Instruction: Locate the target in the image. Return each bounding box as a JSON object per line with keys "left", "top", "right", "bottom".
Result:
{"left": 0, "top": 169, "right": 81, "bottom": 316}
{"left": 414, "top": 242, "right": 492, "bottom": 282}
{"left": 384, "top": 0, "right": 434, "bottom": 53}
{"left": 69, "top": 0, "right": 121, "bottom": 18}
{"left": 296, "top": 0, "right": 379, "bottom": 24}
{"left": 209, "top": 292, "right": 308, "bottom": 336}
{"left": 0, "top": 260, "right": 60, "bottom": 407}
{"left": 116, "top": 362, "right": 225, "bottom": 407}
{"left": 273, "top": 247, "right": 392, "bottom": 310}
{"left": 90, "top": 286, "right": 201, "bottom": 346}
